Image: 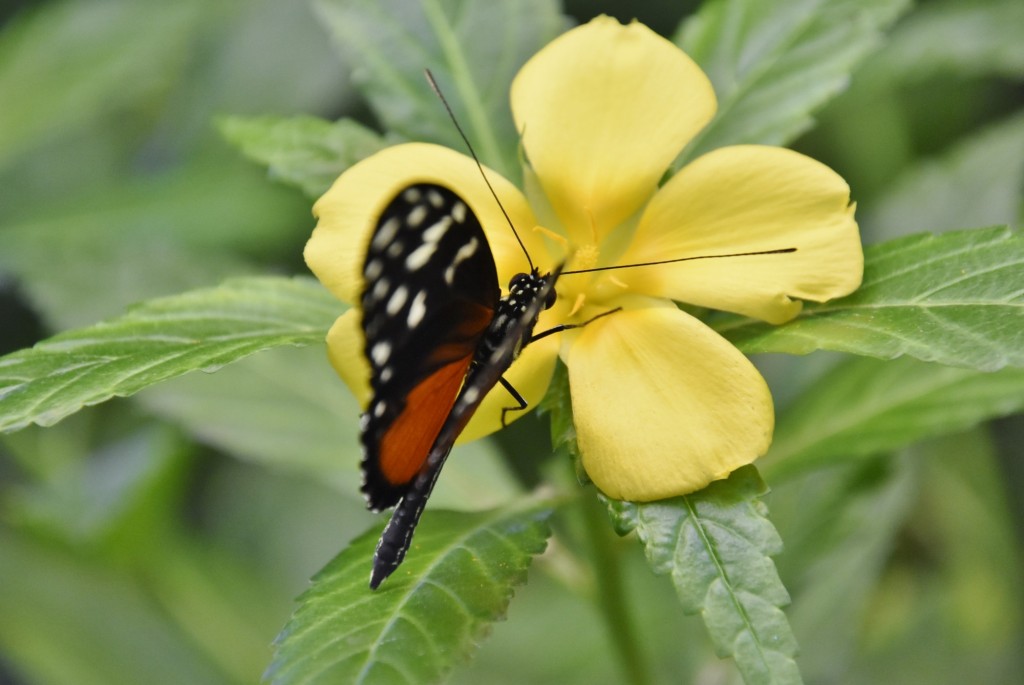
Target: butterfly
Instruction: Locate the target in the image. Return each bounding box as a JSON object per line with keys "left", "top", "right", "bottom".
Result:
{"left": 359, "top": 182, "right": 562, "bottom": 589}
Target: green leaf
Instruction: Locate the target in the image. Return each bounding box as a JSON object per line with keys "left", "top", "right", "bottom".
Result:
{"left": 219, "top": 115, "right": 386, "bottom": 199}
{"left": 0, "top": 277, "right": 337, "bottom": 433}
{"left": 267, "top": 500, "right": 554, "bottom": 685}
{"left": 314, "top": 0, "right": 568, "bottom": 179}
{"left": 771, "top": 457, "right": 918, "bottom": 682}
{"left": 139, "top": 346, "right": 524, "bottom": 510}
{"left": 917, "top": 430, "right": 1024, "bottom": 644}
{"left": 608, "top": 467, "right": 802, "bottom": 685}
{"left": 717, "top": 227, "right": 1024, "bottom": 371}
{"left": 675, "top": 0, "right": 909, "bottom": 163}
{"left": 4, "top": 424, "right": 187, "bottom": 548}
{"left": 0, "top": 154, "right": 308, "bottom": 329}
{"left": 0, "top": 529, "right": 231, "bottom": 685}
{"left": 849, "top": 450, "right": 1023, "bottom": 683}
{"left": 762, "top": 356, "right": 1024, "bottom": 482}
{"left": 2, "top": 423, "right": 282, "bottom": 683}
{"left": 862, "top": 113, "right": 1024, "bottom": 241}
{"left": 0, "top": 1, "right": 200, "bottom": 169}
{"left": 871, "top": 0, "right": 1024, "bottom": 81}
{"left": 138, "top": 346, "right": 361, "bottom": 480}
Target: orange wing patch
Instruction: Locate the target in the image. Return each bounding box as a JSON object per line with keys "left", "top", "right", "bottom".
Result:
{"left": 423, "top": 300, "right": 495, "bottom": 368}
{"left": 377, "top": 354, "right": 475, "bottom": 487}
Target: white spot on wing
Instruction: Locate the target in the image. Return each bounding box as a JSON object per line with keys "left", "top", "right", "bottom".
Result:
{"left": 405, "top": 242, "right": 437, "bottom": 271}
{"left": 443, "top": 237, "right": 479, "bottom": 284}
{"left": 407, "top": 204, "right": 429, "bottom": 227}
{"left": 386, "top": 286, "right": 408, "bottom": 315}
{"left": 370, "top": 278, "right": 390, "bottom": 303}
{"left": 371, "top": 342, "right": 391, "bottom": 364}
{"left": 380, "top": 366, "right": 393, "bottom": 382}
{"left": 454, "top": 237, "right": 478, "bottom": 262}
{"left": 422, "top": 216, "right": 452, "bottom": 243}
{"left": 372, "top": 217, "right": 401, "bottom": 251}
{"left": 427, "top": 190, "right": 444, "bottom": 208}
{"left": 452, "top": 201, "right": 467, "bottom": 223}
{"left": 407, "top": 290, "right": 427, "bottom": 328}
{"left": 364, "top": 259, "right": 383, "bottom": 280}
{"left": 402, "top": 188, "right": 422, "bottom": 203}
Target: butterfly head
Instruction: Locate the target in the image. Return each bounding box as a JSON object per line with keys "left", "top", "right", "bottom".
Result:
{"left": 508, "top": 268, "right": 557, "bottom": 311}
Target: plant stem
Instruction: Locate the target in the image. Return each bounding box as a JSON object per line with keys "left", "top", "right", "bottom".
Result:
{"left": 580, "top": 494, "right": 652, "bottom": 685}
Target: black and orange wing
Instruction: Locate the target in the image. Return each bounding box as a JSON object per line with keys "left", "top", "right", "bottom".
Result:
{"left": 359, "top": 183, "right": 500, "bottom": 511}
{"left": 369, "top": 264, "right": 561, "bottom": 588}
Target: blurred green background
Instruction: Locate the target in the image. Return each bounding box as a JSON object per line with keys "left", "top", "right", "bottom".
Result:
{"left": 1, "top": 0, "right": 1022, "bottom": 683}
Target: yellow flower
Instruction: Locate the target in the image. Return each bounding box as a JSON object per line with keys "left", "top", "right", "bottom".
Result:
{"left": 305, "top": 17, "right": 863, "bottom": 502}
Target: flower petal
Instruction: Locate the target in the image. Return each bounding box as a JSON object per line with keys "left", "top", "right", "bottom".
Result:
{"left": 326, "top": 308, "right": 371, "bottom": 407}
{"left": 324, "top": 304, "right": 561, "bottom": 445}
{"left": 306, "top": 142, "right": 543, "bottom": 305}
{"left": 567, "top": 303, "right": 773, "bottom": 501}
{"left": 618, "top": 145, "right": 862, "bottom": 324}
{"left": 511, "top": 16, "right": 716, "bottom": 246}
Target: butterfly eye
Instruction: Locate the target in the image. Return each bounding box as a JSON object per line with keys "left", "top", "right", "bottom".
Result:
{"left": 544, "top": 287, "right": 557, "bottom": 310}
{"left": 509, "top": 273, "right": 530, "bottom": 290}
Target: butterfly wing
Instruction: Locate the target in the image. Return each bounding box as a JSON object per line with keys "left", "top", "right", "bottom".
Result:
{"left": 360, "top": 183, "right": 500, "bottom": 511}
{"left": 369, "top": 265, "right": 562, "bottom": 589}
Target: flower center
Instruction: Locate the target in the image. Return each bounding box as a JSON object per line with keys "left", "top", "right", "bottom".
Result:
{"left": 573, "top": 243, "right": 600, "bottom": 272}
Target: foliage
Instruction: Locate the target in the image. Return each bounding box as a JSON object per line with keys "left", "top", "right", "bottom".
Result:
{"left": 608, "top": 468, "right": 801, "bottom": 685}
{"left": 716, "top": 226, "right": 1024, "bottom": 370}
{"left": 267, "top": 500, "right": 554, "bottom": 685}
{"left": 1, "top": 1, "right": 1021, "bottom": 684}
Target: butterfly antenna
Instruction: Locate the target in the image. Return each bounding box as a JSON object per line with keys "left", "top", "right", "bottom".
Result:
{"left": 424, "top": 69, "right": 534, "bottom": 271}
{"left": 561, "top": 247, "right": 797, "bottom": 274}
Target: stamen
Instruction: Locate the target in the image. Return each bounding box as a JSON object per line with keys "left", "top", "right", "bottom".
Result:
{"left": 532, "top": 224, "right": 568, "bottom": 249}
{"left": 568, "top": 292, "right": 586, "bottom": 318}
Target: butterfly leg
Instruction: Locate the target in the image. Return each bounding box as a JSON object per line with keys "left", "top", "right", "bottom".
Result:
{"left": 495, "top": 309, "right": 622, "bottom": 426}
{"left": 528, "top": 307, "right": 622, "bottom": 343}
{"left": 498, "top": 376, "right": 528, "bottom": 427}
{"left": 495, "top": 308, "right": 622, "bottom": 427}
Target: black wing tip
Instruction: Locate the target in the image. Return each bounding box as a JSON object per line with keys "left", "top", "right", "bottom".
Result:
{"left": 360, "top": 473, "right": 406, "bottom": 512}
{"left": 359, "top": 440, "right": 408, "bottom": 511}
